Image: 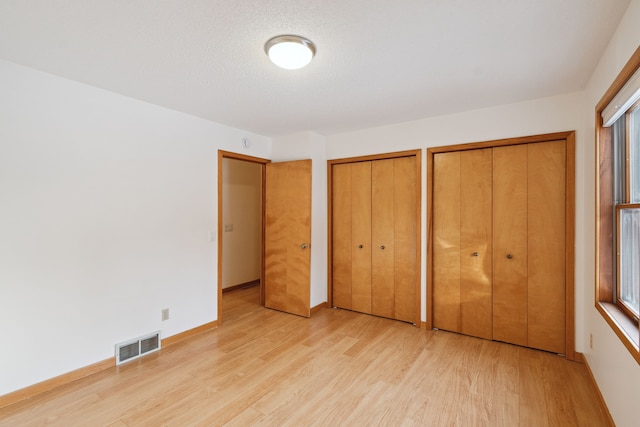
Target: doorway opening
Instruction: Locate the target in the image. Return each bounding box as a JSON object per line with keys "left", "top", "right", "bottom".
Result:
{"left": 218, "top": 151, "right": 269, "bottom": 324}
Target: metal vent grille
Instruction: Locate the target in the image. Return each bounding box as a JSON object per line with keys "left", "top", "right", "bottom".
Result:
{"left": 118, "top": 342, "right": 139, "bottom": 363}
{"left": 140, "top": 334, "right": 159, "bottom": 354}
{"left": 115, "top": 331, "right": 161, "bottom": 365}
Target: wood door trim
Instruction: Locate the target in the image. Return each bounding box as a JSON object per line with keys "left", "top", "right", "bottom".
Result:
{"left": 217, "top": 150, "right": 270, "bottom": 325}
{"left": 327, "top": 149, "right": 422, "bottom": 326}
{"left": 565, "top": 132, "right": 576, "bottom": 360}
{"left": 414, "top": 151, "right": 423, "bottom": 325}
{"left": 428, "top": 131, "right": 575, "bottom": 154}
{"left": 328, "top": 149, "right": 421, "bottom": 165}
{"left": 426, "top": 132, "right": 576, "bottom": 360}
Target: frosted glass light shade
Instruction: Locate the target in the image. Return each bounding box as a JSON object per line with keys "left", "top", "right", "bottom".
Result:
{"left": 265, "top": 35, "right": 316, "bottom": 70}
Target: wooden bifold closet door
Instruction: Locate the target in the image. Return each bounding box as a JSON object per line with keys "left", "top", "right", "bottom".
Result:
{"left": 332, "top": 156, "right": 417, "bottom": 323}
{"left": 333, "top": 161, "right": 372, "bottom": 313}
{"left": 432, "top": 139, "right": 568, "bottom": 355}
{"left": 432, "top": 148, "right": 493, "bottom": 340}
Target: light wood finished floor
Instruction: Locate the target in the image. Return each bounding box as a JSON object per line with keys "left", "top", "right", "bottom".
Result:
{"left": 0, "top": 286, "right": 609, "bottom": 426}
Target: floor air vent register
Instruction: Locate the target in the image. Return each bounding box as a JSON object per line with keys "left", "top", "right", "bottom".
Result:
{"left": 115, "top": 331, "right": 161, "bottom": 365}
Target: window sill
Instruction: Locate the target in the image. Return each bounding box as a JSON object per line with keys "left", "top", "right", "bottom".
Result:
{"left": 597, "top": 302, "right": 640, "bottom": 364}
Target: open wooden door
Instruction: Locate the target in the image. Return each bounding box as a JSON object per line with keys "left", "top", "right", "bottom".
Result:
{"left": 264, "top": 159, "right": 312, "bottom": 317}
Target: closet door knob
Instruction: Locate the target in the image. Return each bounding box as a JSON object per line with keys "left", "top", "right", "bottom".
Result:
{"left": 472, "top": 252, "right": 479, "bottom": 257}
{"left": 380, "top": 245, "right": 385, "bottom": 250}
{"left": 301, "top": 243, "right": 308, "bottom": 249}
{"left": 358, "top": 244, "right": 363, "bottom": 249}
{"left": 506, "top": 254, "right": 513, "bottom": 259}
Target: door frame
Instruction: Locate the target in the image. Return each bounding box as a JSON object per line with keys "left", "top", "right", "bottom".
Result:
{"left": 426, "top": 131, "right": 576, "bottom": 360}
{"left": 217, "top": 150, "right": 270, "bottom": 325}
{"left": 327, "top": 149, "right": 422, "bottom": 326}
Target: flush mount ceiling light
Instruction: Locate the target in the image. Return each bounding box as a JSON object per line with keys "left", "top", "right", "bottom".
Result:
{"left": 264, "top": 35, "right": 316, "bottom": 70}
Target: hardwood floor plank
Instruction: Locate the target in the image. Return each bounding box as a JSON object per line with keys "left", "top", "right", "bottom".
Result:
{"left": 0, "top": 287, "right": 610, "bottom": 426}
{"left": 519, "top": 348, "right": 551, "bottom": 427}
{"left": 251, "top": 345, "right": 356, "bottom": 425}
{"left": 104, "top": 420, "right": 129, "bottom": 427}
{"left": 222, "top": 407, "right": 266, "bottom": 426}
{"left": 486, "top": 341, "right": 520, "bottom": 426}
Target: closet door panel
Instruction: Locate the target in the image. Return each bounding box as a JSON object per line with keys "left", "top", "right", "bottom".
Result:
{"left": 528, "top": 140, "right": 566, "bottom": 353}
{"left": 493, "top": 145, "right": 528, "bottom": 346}
{"left": 332, "top": 164, "right": 353, "bottom": 309}
{"left": 460, "top": 148, "right": 493, "bottom": 340}
{"left": 372, "top": 159, "right": 395, "bottom": 318}
{"left": 433, "top": 152, "right": 461, "bottom": 332}
{"left": 393, "top": 156, "right": 417, "bottom": 323}
{"left": 351, "top": 162, "right": 373, "bottom": 314}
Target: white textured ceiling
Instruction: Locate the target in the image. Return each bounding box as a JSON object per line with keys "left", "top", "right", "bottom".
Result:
{"left": 0, "top": 0, "right": 631, "bottom": 137}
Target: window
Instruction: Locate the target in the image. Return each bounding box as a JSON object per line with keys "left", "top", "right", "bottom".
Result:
{"left": 631, "top": 106, "right": 640, "bottom": 201}
{"left": 596, "top": 46, "right": 640, "bottom": 363}
{"left": 612, "top": 104, "right": 640, "bottom": 321}
{"left": 617, "top": 205, "right": 640, "bottom": 320}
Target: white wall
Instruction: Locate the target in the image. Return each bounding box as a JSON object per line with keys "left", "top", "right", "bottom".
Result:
{"left": 0, "top": 59, "right": 270, "bottom": 396}
{"left": 582, "top": 1, "right": 640, "bottom": 426}
{"left": 222, "top": 158, "right": 262, "bottom": 289}
{"left": 326, "top": 91, "right": 585, "bottom": 329}
{"left": 271, "top": 132, "right": 328, "bottom": 308}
